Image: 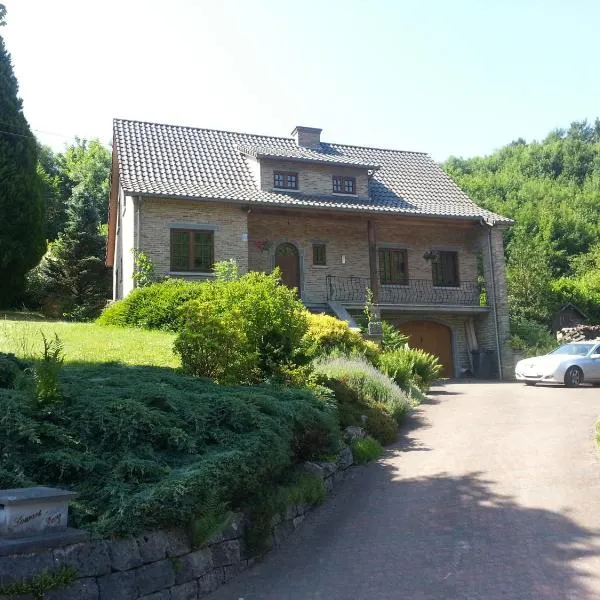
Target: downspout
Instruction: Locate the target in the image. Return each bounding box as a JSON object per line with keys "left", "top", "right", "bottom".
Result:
{"left": 134, "top": 196, "right": 142, "bottom": 288}
{"left": 484, "top": 221, "right": 503, "bottom": 379}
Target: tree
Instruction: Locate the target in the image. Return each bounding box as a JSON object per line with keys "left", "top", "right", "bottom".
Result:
{"left": 0, "top": 6, "right": 46, "bottom": 307}
{"left": 37, "top": 145, "right": 68, "bottom": 240}
{"left": 59, "top": 138, "right": 111, "bottom": 222}
{"left": 29, "top": 188, "right": 111, "bottom": 319}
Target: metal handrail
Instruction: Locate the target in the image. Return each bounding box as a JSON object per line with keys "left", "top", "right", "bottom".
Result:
{"left": 326, "top": 275, "right": 486, "bottom": 306}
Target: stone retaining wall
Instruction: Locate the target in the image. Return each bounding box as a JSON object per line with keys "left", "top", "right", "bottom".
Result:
{"left": 0, "top": 446, "right": 354, "bottom": 600}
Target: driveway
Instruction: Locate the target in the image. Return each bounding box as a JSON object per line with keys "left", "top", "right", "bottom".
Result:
{"left": 208, "top": 382, "right": 600, "bottom": 599}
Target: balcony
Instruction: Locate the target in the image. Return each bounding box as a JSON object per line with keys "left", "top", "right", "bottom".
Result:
{"left": 326, "top": 276, "right": 487, "bottom": 308}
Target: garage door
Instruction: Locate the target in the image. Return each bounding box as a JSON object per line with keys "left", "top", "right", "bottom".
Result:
{"left": 398, "top": 321, "right": 453, "bottom": 378}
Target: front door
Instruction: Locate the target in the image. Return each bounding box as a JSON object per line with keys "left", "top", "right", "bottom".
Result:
{"left": 275, "top": 243, "right": 300, "bottom": 292}
{"left": 398, "top": 320, "right": 453, "bottom": 378}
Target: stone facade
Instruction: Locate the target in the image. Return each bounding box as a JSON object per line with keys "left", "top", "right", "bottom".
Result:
{"left": 111, "top": 193, "right": 513, "bottom": 379}
{"left": 0, "top": 449, "right": 354, "bottom": 600}
{"left": 248, "top": 211, "right": 370, "bottom": 304}
{"left": 138, "top": 198, "right": 249, "bottom": 283}
{"left": 257, "top": 159, "right": 369, "bottom": 199}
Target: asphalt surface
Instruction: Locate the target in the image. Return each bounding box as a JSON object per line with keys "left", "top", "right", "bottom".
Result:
{"left": 208, "top": 382, "right": 600, "bottom": 600}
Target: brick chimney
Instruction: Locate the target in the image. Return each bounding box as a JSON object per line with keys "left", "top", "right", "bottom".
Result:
{"left": 291, "top": 126, "right": 322, "bottom": 149}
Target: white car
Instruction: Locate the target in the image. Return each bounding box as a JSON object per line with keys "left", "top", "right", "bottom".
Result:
{"left": 515, "top": 341, "right": 600, "bottom": 387}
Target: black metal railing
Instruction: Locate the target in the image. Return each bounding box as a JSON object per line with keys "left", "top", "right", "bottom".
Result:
{"left": 326, "top": 276, "right": 486, "bottom": 306}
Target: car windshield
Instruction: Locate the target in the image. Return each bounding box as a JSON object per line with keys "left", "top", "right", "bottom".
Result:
{"left": 550, "top": 343, "right": 595, "bottom": 356}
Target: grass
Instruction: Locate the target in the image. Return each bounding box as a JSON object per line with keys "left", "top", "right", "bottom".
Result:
{"left": 0, "top": 313, "right": 179, "bottom": 368}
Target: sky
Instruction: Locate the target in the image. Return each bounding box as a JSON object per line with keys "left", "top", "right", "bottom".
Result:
{"left": 3, "top": 0, "right": 599, "bottom": 161}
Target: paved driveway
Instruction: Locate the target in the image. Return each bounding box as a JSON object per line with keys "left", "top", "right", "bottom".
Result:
{"left": 209, "top": 382, "right": 600, "bottom": 599}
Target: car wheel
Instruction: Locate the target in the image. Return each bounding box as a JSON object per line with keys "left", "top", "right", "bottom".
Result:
{"left": 564, "top": 366, "right": 584, "bottom": 388}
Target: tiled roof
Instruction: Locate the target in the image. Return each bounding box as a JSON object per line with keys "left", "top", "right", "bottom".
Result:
{"left": 237, "top": 143, "right": 381, "bottom": 170}
{"left": 113, "top": 119, "right": 512, "bottom": 225}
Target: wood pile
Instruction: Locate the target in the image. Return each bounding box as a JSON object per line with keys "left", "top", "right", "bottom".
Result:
{"left": 557, "top": 324, "right": 600, "bottom": 343}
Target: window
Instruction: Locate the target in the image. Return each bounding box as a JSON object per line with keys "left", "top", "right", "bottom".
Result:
{"left": 332, "top": 176, "right": 355, "bottom": 194}
{"left": 379, "top": 248, "right": 408, "bottom": 284}
{"left": 274, "top": 171, "right": 298, "bottom": 190}
{"left": 313, "top": 244, "right": 326, "bottom": 266}
{"left": 432, "top": 251, "right": 459, "bottom": 287}
{"left": 170, "top": 229, "right": 214, "bottom": 272}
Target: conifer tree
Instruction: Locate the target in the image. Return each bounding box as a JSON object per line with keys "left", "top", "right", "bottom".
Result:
{"left": 0, "top": 5, "right": 45, "bottom": 306}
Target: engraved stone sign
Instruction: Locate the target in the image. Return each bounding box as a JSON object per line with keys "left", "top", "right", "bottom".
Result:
{"left": 0, "top": 487, "right": 75, "bottom": 539}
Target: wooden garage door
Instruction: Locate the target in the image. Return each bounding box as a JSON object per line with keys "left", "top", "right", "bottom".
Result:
{"left": 398, "top": 321, "right": 453, "bottom": 378}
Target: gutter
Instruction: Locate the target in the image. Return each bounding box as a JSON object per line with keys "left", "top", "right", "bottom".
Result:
{"left": 480, "top": 218, "right": 503, "bottom": 379}
{"left": 126, "top": 190, "right": 514, "bottom": 225}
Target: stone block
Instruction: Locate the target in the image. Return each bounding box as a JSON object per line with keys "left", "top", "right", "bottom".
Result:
{"left": 0, "top": 550, "right": 54, "bottom": 586}
{"left": 53, "top": 541, "right": 111, "bottom": 577}
{"left": 337, "top": 445, "right": 354, "bottom": 470}
{"left": 134, "top": 559, "right": 175, "bottom": 596}
{"left": 109, "top": 537, "right": 143, "bottom": 571}
{"left": 138, "top": 592, "right": 170, "bottom": 600}
{"left": 324, "top": 477, "right": 334, "bottom": 494}
{"left": 136, "top": 531, "right": 169, "bottom": 563}
{"left": 300, "top": 462, "right": 325, "bottom": 480}
{"left": 197, "top": 569, "right": 222, "bottom": 595}
{"left": 174, "top": 548, "right": 212, "bottom": 584}
{"left": 171, "top": 580, "right": 198, "bottom": 600}
{"left": 343, "top": 426, "right": 367, "bottom": 442}
{"left": 292, "top": 515, "right": 305, "bottom": 529}
{"left": 272, "top": 520, "right": 294, "bottom": 548}
{"left": 210, "top": 540, "right": 240, "bottom": 568}
{"left": 0, "top": 487, "right": 75, "bottom": 539}
{"left": 46, "top": 577, "right": 99, "bottom": 600}
{"left": 314, "top": 461, "right": 337, "bottom": 476}
{"left": 205, "top": 513, "right": 244, "bottom": 544}
{"left": 97, "top": 570, "right": 136, "bottom": 600}
{"left": 164, "top": 529, "right": 191, "bottom": 557}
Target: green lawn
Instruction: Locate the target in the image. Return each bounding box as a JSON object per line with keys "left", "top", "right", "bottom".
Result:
{"left": 0, "top": 313, "right": 179, "bottom": 368}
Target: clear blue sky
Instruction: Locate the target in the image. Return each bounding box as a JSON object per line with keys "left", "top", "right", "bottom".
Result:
{"left": 3, "top": 0, "right": 599, "bottom": 160}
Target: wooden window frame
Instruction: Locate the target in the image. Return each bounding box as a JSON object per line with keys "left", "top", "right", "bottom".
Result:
{"left": 332, "top": 176, "right": 356, "bottom": 195}
{"left": 432, "top": 251, "right": 460, "bottom": 287}
{"left": 170, "top": 229, "right": 214, "bottom": 273}
{"left": 273, "top": 171, "right": 298, "bottom": 190}
{"left": 312, "top": 244, "right": 327, "bottom": 266}
{"left": 379, "top": 248, "right": 408, "bottom": 285}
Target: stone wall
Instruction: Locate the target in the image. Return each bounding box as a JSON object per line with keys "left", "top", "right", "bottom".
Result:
{"left": 0, "top": 448, "right": 353, "bottom": 600}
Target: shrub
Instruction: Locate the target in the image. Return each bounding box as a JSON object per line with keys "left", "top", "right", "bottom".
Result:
{"left": 33, "top": 333, "right": 64, "bottom": 405}
{"left": 302, "top": 313, "right": 380, "bottom": 363}
{"left": 174, "top": 302, "right": 256, "bottom": 384}
{"left": 0, "top": 362, "right": 339, "bottom": 536}
{"left": 378, "top": 347, "right": 441, "bottom": 392}
{"left": 509, "top": 317, "right": 557, "bottom": 357}
{"left": 314, "top": 357, "right": 413, "bottom": 444}
{"left": 97, "top": 279, "right": 205, "bottom": 330}
{"left": 381, "top": 321, "right": 409, "bottom": 351}
{"left": 175, "top": 272, "right": 309, "bottom": 383}
{"left": 0, "top": 352, "right": 27, "bottom": 389}
{"left": 377, "top": 350, "right": 414, "bottom": 390}
{"left": 351, "top": 436, "right": 383, "bottom": 464}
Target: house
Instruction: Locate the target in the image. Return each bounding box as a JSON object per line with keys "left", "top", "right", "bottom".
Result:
{"left": 552, "top": 302, "right": 588, "bottom": 333}
{"left": 106, "top": 120, "right": 514, "bottom": 379}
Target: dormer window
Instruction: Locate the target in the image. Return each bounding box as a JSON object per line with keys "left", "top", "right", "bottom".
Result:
{"left": 333, "top": 176, "right": 355, "bottom": 194}
{"left": 274, "top": 171, "right": 298, "bottom": 190}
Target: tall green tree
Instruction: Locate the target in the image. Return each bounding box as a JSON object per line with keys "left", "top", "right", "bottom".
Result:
{"left": 30, "top": 187, "right": 111, "bottom": 319}
{"left": 0, "top": 5, "right": 46, "bottom": 306}
{"left": 444, "top": 118, "right": 600, "bottom": 328}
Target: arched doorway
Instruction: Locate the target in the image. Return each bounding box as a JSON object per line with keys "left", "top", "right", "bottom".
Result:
{"left": 274, "top": 243, "right": 300, "bottom": 292}
{"left": 398, "top": 320, "right": 453, "bottom": 378}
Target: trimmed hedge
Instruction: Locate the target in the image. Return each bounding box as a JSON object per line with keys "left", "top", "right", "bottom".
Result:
{"left": 97, "top": 279, "right": 206, "bottom": 330}
{"left": 0, "top": 362, "right": 339, "bottom": 536}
